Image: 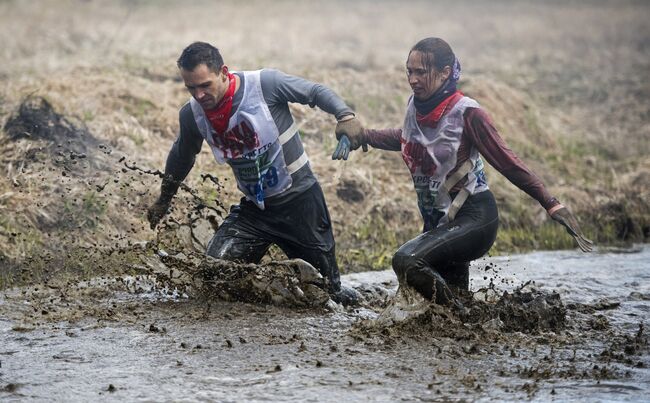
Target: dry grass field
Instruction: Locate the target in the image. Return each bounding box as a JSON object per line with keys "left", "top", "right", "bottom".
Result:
{"left": 0, "top": 0, "right": 649, "bottom": 278}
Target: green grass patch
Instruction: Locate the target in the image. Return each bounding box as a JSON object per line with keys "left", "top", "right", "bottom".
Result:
{"left": 337, "top": 213, "right": 405, "bottom": 273}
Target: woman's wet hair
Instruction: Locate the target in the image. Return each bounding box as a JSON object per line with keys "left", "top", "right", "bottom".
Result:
{"left": 409, "top": 37, "right": 455, "bottom": 73}
{"left": 177, "top": 41, "right": 224, "bottom": 73}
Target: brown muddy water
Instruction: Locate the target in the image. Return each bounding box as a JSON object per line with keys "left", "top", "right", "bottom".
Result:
{"left": 1, "top": 246, "right": 649, "bottom": 402}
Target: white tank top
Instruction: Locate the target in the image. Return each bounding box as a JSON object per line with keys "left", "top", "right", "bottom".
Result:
{"left": 401, "top": 95, "right": 489, "bottom": 225}
{"left": 190, "top": 70, "right": 294, "bottom": 210}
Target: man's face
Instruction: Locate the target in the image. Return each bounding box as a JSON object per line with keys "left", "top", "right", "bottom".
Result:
{"left": 181, "top": 63, "right": 229, "bottom": 110}
{"left": 406, "top": 51, "right": 450, "bottom": 101}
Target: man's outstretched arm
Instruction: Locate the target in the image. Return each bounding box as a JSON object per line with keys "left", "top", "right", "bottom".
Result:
{"left": 147, "top": 106, "right": 203, "bottom": 229}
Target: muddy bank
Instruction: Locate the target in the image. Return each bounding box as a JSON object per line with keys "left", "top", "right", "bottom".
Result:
{"left": 0, "top": 96, "right": 227, "bottom": 289}
{"left": 1, "top": 247, "right": 648, "bottom": 401}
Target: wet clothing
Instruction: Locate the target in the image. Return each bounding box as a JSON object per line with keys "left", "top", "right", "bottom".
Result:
{"left": 164, "top": 69, "right": 353, "bottom": 207}
{"left": 364, "top": 107, "right": 560, "bottom": 212}
{"left": 161, "top": 69, "right": 353, "bottom": 292}
{"left": 366, "top": 91, "right": 559, "bottom": 302}
{"left": 206, "top": 182, "right": 341, "bottom": 292}
{"left": 392, "top": 190, "right": 498, "bottom": 302}
{"left": 401, "top": 92, "right": 488, "bottom": 226}
{"left": 189, "top": 70, "right": 301, "bottom": 209}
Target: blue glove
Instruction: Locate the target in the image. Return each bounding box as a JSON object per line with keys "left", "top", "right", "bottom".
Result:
{"left": 331, "top": 135, "right": 351, "bottom": 160}
{"left": 331, "top": 135, "right": 368, "bottom": 160}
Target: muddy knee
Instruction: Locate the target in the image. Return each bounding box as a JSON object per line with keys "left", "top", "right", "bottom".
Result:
{"left": 393, "top": 252, "right": 455, "bottom": 303}
{"left": 206, "top": 236, "right": 233, "bottom": 259}
{"left": 206, "top": 235, "right": 268, "bottom": 263}
{"left": 392, "top": 252, "right": 421, "bottom": 283}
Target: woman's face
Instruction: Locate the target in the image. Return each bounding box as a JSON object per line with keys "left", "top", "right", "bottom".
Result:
{"left": 406, "top": 51, "right": 451, "bottom": 101}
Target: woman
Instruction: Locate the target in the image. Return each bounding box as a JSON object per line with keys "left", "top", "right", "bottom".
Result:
{"left": 332, "top": 37, "right": 592, "bottom": 305}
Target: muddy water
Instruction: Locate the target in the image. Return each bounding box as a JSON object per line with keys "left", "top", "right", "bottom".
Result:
{"left": 1, "top": 246, "right": 649, "bottom": 402}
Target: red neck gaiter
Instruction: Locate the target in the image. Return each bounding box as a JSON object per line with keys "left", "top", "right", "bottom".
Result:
{"left": 204, "top": 72, "right": 236, "bottom": 135}
{"left": 416, "top": 90, "right": 463, "bottom": 128}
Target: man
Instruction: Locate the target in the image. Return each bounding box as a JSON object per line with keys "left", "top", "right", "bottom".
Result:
{"left": 147, "top": 42, "right": 363, "bottom": 305}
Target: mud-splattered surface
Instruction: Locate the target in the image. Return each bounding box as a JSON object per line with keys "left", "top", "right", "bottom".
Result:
{"left": 1, "top": 246, "right": 648, "bottom": 402}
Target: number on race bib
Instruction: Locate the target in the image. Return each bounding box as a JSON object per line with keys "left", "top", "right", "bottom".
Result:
{"left": 265, "top": 167, "right": 278, "bottom": 187}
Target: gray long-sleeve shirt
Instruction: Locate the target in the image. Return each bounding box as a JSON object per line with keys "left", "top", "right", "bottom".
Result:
{"left": 161, "top": 69, "right": 354, "bottom": 206}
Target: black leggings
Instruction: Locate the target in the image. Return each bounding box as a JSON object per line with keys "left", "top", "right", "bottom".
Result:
{"left": 392, "top": 190, "right": 499, "bottom": 302}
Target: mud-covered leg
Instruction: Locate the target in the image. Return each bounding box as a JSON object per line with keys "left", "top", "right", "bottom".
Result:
{"left": 206, "top": 206, "right": 270, "bottom": 263}
{"left": 391, "top": 192, "right": 498, "bottom": 304}
{"left": 409, "top": 267, "right": 456, "bottom": 304}
{"left": 392, "top": 253, "right": 456, "bottom": 305}
{"left": 282, "top": 245, "right": 341, "bottom": 292}
{"left": 281, "top": 243, "right": 359, "bottom": 306}
{"left": 438, "top": 261, "right": 470, "bottom": 293}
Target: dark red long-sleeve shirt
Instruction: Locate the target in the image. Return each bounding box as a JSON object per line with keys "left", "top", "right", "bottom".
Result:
{"left": 363, "top": 107, "right": 560, "bottom": 211}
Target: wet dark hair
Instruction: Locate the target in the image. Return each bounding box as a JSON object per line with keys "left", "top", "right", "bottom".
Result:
{"left": 177, "top": 41, "right": 224, "bottom": 73}
{"left": 409, "top": 37, "right": 455, "bottom": 74}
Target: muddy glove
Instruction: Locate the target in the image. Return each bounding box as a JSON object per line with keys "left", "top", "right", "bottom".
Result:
{"left": 335, "top": 115, "right": 367, "bottom": 152}
{"left": 147, "top": 199, "right": 171, "bottom": 230}
{"left": 550, "top": 206, "right": 594, "bottom": 252}
{"left": 147, "top": 175, "right": 178, "bottom": 230}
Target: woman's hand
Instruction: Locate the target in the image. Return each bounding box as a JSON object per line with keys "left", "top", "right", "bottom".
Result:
{"left": 550, "top": 206, "right": 594, "bottom": 252}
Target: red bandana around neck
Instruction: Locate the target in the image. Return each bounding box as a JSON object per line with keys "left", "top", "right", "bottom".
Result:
{"left": 416, "top": 90, "right": 463, "bottom": 128}
{"left": 204, "top": 72, "right": 236, "bottom": 135}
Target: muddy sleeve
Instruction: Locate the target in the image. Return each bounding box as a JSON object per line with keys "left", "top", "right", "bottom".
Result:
{"left": 261, "top": 69, "right": 354, "bottom": 120}
{"left": 464, "top": 107, "right": 560, "bottom": 210}
{"left": 159, "top": 106, "right": 204, "bottom": 202}
{"left": 363, "top": 127, "right": 403, "bottom": 151}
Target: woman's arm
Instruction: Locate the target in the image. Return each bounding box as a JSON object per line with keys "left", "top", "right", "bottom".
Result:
{"left": 363, "top": 128, "right": 403, "bottom": 151}
{"left": 463, "top": 107, "right": 560, "bottom": 211}
{"left": 464, "top": 107, "right": 593, "bottom": 251}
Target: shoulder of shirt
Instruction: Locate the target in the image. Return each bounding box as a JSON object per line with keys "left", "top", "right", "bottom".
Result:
{"left": 258, "top": 69, "right": 288, "bottom": 102}
{"left": 463, "top": 107, "right": 500, "bottom": 137}
{"left": 463, "top": 105, "right": 487, "bottom": 121}
{"left": 259, "top": 68, "right": 283, "bottom": 83}
{"left": 179, "top": 101, "right": 193, "bottom": 121}
{"left": 178, "top": 101, "right": 202, "bottom": 136}
{"left": 260, "top": 68, "right": 281, "bottom": 75}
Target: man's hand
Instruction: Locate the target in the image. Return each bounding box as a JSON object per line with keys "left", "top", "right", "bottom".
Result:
{"left": 147, "top": 199, "right": 171, "bottom": 230}
{"left": 335, "top": 116, "right": 367, "bottom": 152}
{"left": 550, "top": 206, "right": 594, "bottom": 252}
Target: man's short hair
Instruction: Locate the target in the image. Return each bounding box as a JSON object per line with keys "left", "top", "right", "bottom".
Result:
{"left": 177, "top": 42, "right": 224, "bottom": 73}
